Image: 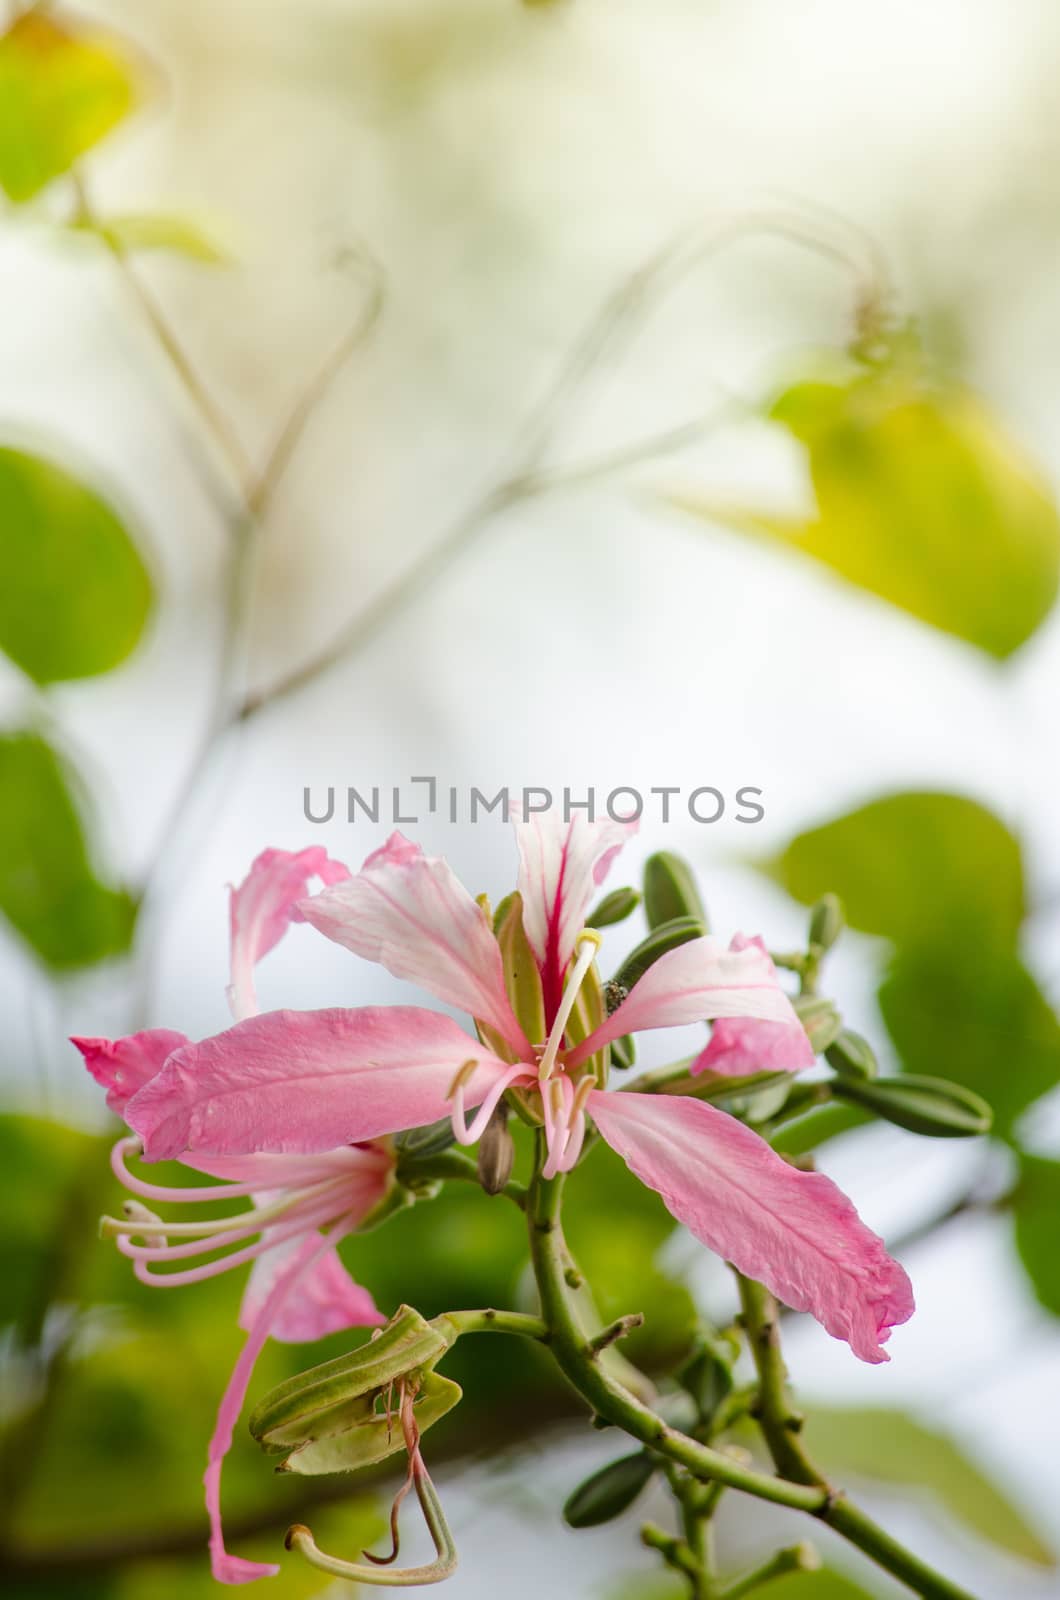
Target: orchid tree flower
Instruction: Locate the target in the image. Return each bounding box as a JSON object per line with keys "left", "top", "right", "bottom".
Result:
{"left": 73, "top": 847, "right": 397, "bottom": 1586}
{"left": 116, "top": 817, "right": 913, "bottom": 1372}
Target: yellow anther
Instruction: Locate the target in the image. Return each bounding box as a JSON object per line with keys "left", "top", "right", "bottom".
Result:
{"left": 570, "top": 1075, "right": 596, "bottom": 1119}
{"left": 575, "top": 929, "right": 603, "bottom": 954}
{"left": 446, "top": 1059, "right": 479, "bottom": 1100}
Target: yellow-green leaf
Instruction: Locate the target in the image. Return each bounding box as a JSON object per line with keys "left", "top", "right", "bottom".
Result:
{"left": 763, "top": 792, "right": 1024, "bottom": 954}
{"left": 671, "top": 354, "right": 1060, "bottom": 658}
{"left": 0, "top": 446, "right": 152, "bottom": 684}
{"left": 0, "top": 13, "right": 144, "bottom": 203}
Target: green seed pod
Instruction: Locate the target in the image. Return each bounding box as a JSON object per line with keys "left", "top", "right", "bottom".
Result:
{"left": 279, "top": 1371, "right": 462, "bottom": 1477}
{"left": 563, "top": 1450, "right": 657, "bottom": 1528}
{"left": 249, "top": 1304, "right": 449, "bottom": 1453}
{"left": 808, "top": 892, "right": 844, "bottom": 953}
{"left": 587, "top": 886, "right": 641, "bottom": 928}
{"left": 643, "top": 853, "right": 708, "bottom": 932}
{"left": 612, "top": 915, "right": 704, "bottom": 993}
{"left": 791, "top": 994, "right": 842, "bottom": 1054}
{"left": 832, "top": 1074, "right": 993, "bottom": 1138}
{"left": 825, "top": 1027, "right": 879, "bottom": 1080}
{"left": 395, "top": 1117, "right": 458, "bottom": 1158}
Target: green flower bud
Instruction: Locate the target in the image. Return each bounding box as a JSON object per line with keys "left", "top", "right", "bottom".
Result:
{"left": 612, "top": 915, "right": 704, "bottom": 994}
{"left": 791, "top": 994, "right": 842, "bottom": 1054}
{"left": 808, "top": 892, "right": 844, "bottom": 953}
{"left": 587, "top": 886, "right": 641, "bottom": 927}
{"left": 825, "top": 1027, "right": 879, "bottom": 1080}
{"left": 563, "top": 1450, "right": 657, "bottom": 1528}
{"left": 675, "top": 1334, "right": 735, "bottom": 1424}
{"left": 609, "top": 1033, "right": 636, "bottom": 1070}
{"left": 643, "top": 852, "right": 708, "bottom": 931}
{"left": 832, "top": 1074, "right": 993, "bottom": 1138}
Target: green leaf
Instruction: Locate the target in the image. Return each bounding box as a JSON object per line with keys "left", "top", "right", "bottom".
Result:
{"left": 0, "top": 446, "right": 153, "bottom": 684}
{"left": 75, "top": 211, "right": 228, "bottom": 264}
{"left": 805, "top": 1406, "right": 1054, "bottom": 1568}
{"left": 0, "top": 732, "right": 137, "bottom": 968}
{"left": 879, "top": 949, "right": 1060, "bottom": 1139}
{"left": 764, "top": 792, "right": 1024, "bottom": 954}
{"left": 672, "top": 354, "right": 1060, "bottom": 658}
{"left": 563, "top": 1450, "right": 656, "bottom": 1528}
{"left": 0, "top": 13, "right": 143, "bottom": 203}
{"left": 1013, "top": 1154, "right": 1060, "bottom": 1316}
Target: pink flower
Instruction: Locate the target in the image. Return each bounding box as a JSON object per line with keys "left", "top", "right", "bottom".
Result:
{"left": 120, "top": 818, "right": 913, "bottom": 1374}
{"left": 74, "top": 847, "right": 393, "bottom": 1585}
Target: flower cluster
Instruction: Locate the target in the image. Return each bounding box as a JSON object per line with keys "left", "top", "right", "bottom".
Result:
{"left": 74, "top": 814, "right": 913, "bottom": 1584}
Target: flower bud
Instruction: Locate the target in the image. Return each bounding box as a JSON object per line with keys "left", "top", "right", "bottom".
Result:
{"left": 612, "top": 915, "right": 704, "bottom": 994}
{"left": 676, "top": 1333, "right": 735, "bottom": 1424}
{"left": 609, "top": 1033, "right": 636, "bottom": 1070}
{"left": 791, "top": 994, "right": 841, "bottom": 1054}
{"left": 643, "top": 852, "right": 708, "bottom": 932}
{"left": 832, "top": 1074, "right": 993, "bottom": 1138}
{"left": 825, "top": 1027, "right": 878, "bottom": 1080}
{"left": 477, "top": 1102, "right": 516, "bottom": 1195}
{"left": 563, "top": 1451, "right": 657, "bottom": 1528}
{"left": 808, "top": 892, "right": 844, "bottom": 953}
{"left": 587, "top": 886, "right": 641, "bottom": 928}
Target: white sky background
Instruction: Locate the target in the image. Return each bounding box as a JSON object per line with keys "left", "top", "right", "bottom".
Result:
{"left": 2, "top": 1, "right": 1060, "bottom": 1594}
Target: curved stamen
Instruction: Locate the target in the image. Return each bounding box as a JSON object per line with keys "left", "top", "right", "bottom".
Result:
{"left": 100, "top": 1176, "right": 349, "bottom": 1242}
{"left": 448, "top": 1062, "right": 528, "bottom": 1146}
{"left": 111, "top": 1137, "right": 266, "bottom": 1203}
{"left": 120, "top": 1200, "right": 348, "bottom": 1287}
{"left": 538, "top": 931, "right": 602, "bottom": 1083}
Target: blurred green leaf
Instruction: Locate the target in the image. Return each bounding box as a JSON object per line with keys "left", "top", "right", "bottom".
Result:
{"left": 0, "top": 733, "right": 137, "bottom": 969}
{"left": 0, "top": 446, "right": 152, "bottom": 685}
{"left": 879, "top": 951, "right": 1060, "bottom": 1139}
{"left": 764, "top": 792, "right": 1023, "bottom": 954}
{"left": 672, "top": 355, "right": 1060, "bottom": 658}
{"left": 805, "top": 1406, "right": 1054, "bottom": 1568}
{"left": 0, "top": 13, "right": 142, "bottom": 203}
{"left": 74, "top": 212, "right": 228, "bottom": 264}
{"left": 831, "top": 1073, "right": 992, "bottom": 1139}
{"left": 1013, "top": 1154, "right": 1060, "bottom": 1317}
{"left": 764, "top": 1573, "right": 881, "bottom": 1600}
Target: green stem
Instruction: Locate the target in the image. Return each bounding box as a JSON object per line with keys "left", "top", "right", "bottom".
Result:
{"left": 528, "top": 1138, "right": 980, "bottom": 1600}
{"left": 735, "top": 1276, "right": 979, "bottom": 1600}
{"left": 526, "top": 1145, "right": 825, "bottom": 1516}
{"left": 735, "top": 1276, "right": 821, "bottom": 1487}
{"left": 431, "top": 1308, "right": 549, "bottom": 1344}
{"left": 717, "top": 1544, "right": 818, "bottom": 1600}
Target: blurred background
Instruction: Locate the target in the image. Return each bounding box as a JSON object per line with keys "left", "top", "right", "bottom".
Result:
{"left": 2, "top": 1, "right": 1060, "bottom": 1596}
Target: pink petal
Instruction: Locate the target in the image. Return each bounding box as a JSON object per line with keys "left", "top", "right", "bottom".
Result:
{"left": 299, "top": 831, "right": 531, "bottom": 1056}
{"left": 240, "top": 1234, "right": 385, "bottom": 1343}
{"left": 71, "top": 1030, "right": 188, "bottom": 1116}
{"left": 690, "top": 935, "right": 815, "bottom": 1077}
{"left": 205, "top": 1229, "right": 343, "bottom": 1583}
{"left": 126, "top": 1006, "right": 516, "bottom": 1160}
{"left": 228, "top": 846, "right": 350, "bottom": 1022}
{"left": 568, "top": 936, "right": 795, "bottom": 1066}
{"left": 186, "top": 1143, "right": 394, "bottom": 1194}
{"left": 589, "top": 1090, "right": 913, "bottom": 1363}
{"left": 514, "top": 812, "right": 637, "bottom": 1017}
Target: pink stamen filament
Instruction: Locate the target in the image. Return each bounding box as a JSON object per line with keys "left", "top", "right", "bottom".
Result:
{"left": 449, "top": 1063, "right": 529, "bottom": 1145}
{"left": 111, "top": 1136, "right": 267, "bottom": 1203}
{"left": 117, "top": 1198, "right": 349, "bottom": 1288}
